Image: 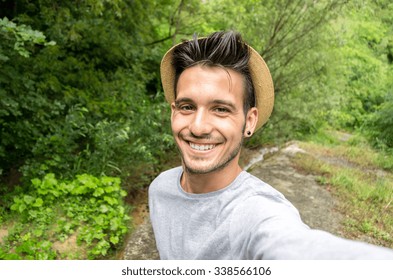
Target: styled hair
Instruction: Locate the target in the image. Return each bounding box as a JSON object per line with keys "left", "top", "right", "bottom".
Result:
{"left": 172, "top": 31, "right": 255, "bottom": 114}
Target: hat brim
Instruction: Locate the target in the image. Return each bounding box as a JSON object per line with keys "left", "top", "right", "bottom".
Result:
{"left": 160, "top": 41, "right": 274, "bottom": 131}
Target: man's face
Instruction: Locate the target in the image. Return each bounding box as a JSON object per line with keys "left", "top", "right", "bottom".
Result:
{"left": 171, "top": 65, "right": 256, "bottom": 174}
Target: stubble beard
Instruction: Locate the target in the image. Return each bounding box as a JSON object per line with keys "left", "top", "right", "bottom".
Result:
{"left": 178, "top": 135, "right": 244, "bottom": 175}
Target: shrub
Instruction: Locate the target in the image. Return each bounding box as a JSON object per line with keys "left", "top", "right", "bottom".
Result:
{"left": 1, "top": 173, "right": 129, "bottom": 259}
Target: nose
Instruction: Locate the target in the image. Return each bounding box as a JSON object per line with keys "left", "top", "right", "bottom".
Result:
{"left": 189, "top": 108, "right": 213, "bottom": 137}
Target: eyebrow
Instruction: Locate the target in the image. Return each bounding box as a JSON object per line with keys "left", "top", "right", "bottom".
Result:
{"left": 174, "top": 98, "right": 194, "bottom": 107}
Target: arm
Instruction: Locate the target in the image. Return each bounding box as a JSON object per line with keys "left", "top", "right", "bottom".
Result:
{"left": 229, "top": 195, "right": 393, "bottom": 259}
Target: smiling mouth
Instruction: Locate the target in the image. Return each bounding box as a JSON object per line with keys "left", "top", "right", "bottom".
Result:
{"left": 189, "top": 142, "right": 216, "bottom": 151}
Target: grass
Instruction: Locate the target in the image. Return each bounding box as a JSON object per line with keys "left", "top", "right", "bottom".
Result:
{"left": 303, "top": 130, "right": 393, "bottom": 171}
{"left": 292, "top": 130, "right": 393, "bottom": 248}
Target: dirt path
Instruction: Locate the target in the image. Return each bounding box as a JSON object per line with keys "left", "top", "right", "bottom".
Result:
{"left": 123, "top": 143, "right": 344, "bottom": 259}
{"left": 246, "top": 143, "right": 344, "bottom": 235}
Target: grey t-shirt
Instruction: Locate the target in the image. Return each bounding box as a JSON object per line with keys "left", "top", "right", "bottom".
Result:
{"left": 148, "top": 166, "right": 393, "bottom": 259}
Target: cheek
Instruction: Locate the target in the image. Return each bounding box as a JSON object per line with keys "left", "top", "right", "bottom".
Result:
{"left": 214, "top": 116, "right": 245, "bottom": 131}
{"left": 213, "top": 120, "right": 245, "bottom": 140}
{"left": 171, "top": 113, "right": 187, "bottom": 133}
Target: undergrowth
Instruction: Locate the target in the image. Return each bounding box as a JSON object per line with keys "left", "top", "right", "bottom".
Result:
{"left": 0, "top": 173, "right": 130, "bottom": 259}
{"left": 292, "top": 131, "right": 393, "bottom": 248}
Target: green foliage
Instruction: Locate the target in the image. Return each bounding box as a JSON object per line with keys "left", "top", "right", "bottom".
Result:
{"left": 0, "top": 17, "right": 58, "bottom": 177}
{"left": 1, "top": 0, "right": 393, "bottom": 258}
{"left": 1, "top": 0, "right": 391, "bottom": 183}
{"left": 0, "top": 0, "right": 178, "bottom": 260}
{"left": 204, "top": 0, "right": 347, "bottom": 145}
{"left": 1, "top": 173, "right": 129, "bottom": 259}
{"left": 0, "top": 17, "right": 55, "bottom": 59}
{"left": 325, "top": 1, "right": 393, "bottom": 143}
{"left": 366, "top": 93, "right": 393, "bottom": 149}
{"left": 331, "top": 18, "right": 389, "bottom": 129}
{"left": 0, "top": 1, "right": 174, "bottom": 186}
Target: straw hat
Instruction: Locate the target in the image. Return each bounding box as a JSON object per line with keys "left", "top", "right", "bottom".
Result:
{"left": 160, "top": 39, "right": 274, "bottom": 131}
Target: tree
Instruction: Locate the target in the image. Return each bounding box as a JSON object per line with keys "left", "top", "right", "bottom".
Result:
{"left": 0, "top": 0, "right": 175, "bottom": 188}
{"left": 199, "top": 0, "right": 345, "bottom": 142}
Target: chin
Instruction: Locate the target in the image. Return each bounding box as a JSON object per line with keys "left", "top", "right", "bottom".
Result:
{"left": 183, "top": 158, "right": 234, "bottom": 175}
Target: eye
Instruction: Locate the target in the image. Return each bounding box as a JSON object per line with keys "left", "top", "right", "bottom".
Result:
{"left": 175, "top": 103, "right": 195, "bottom": 113}
{"left": 214, "top": 107, "right": 230, "bottom": 114}
{"left": 180, "top": 104, "right": 194, "bottom": 111}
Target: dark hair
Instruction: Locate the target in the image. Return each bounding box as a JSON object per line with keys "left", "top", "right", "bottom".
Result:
{"left": 172, "top": 31, "right": 255, "bottom": 114}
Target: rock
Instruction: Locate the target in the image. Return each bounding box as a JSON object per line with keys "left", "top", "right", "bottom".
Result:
{"left": 282, "top": 143, "right": 306, "bottom": 156}
{"left": 123, "top": 217, "right": 159, "bottom": 260}
{"left": 248, "top": 144, "right": 344, "bottom": 235}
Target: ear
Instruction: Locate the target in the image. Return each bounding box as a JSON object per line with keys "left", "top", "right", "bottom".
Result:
{"left": 244, "top": 107, "right": 258, "bottom": 137}
{"left": 171, "top": 102, "right": 176, "bottom": 122}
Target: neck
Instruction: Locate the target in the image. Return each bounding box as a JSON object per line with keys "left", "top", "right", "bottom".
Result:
{"left": 180, "top": 159, "right": 243, "bottom": 194}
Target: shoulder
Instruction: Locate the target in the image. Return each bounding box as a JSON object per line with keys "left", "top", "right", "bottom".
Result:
{"left": 230, "top": 172, "right": 302, "bottom": 227}
{"left": 152, "top": 166, "right": 182, "bottom": 182}
{"left": 228, "top": 173, "right": 306, "bottom": 258}
{"left": 240, "top": 172, "right": 297, "bottom": 210}
{"left": 149, "top": 166, "right": 182, "bottom": 195}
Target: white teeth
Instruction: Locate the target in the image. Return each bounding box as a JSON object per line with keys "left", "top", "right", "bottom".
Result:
{"left": 190, "top": 143, "right": 215, "bottom": 151}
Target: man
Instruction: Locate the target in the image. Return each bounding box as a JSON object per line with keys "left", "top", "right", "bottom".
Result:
{"left": 149, "top": 31, "right": 393, "bottom": 259}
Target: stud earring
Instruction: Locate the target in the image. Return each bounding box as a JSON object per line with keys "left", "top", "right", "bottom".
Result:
{"left": 247, "top": 131, "right": 251, "bottom": 136}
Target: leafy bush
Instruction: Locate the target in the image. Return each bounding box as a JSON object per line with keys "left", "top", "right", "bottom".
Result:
{"left": 1, "top": 0, "right": 177, "bottom": 188}
{"left": 1, "top": 173, "right": 129, "bottom": 259}
{"left": 365, "top": 94, "right": 393, "bottom": 149}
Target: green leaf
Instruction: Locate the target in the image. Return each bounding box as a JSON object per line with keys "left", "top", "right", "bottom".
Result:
{"left": 28, "top": 210, "right": 38, "bottom": 218}
{"left": 19, "top": 204, "right": 27, "bottom": 213}
{"left": 10, "top": 204, "right": 18, "bottom": 211}
{"left": 110, "top": 235, "right": 119, "bottom": 245}
{"left": 93, "top": 187, "right": 105, "bottom": 197}
{"left": 33, "top": 229, "right": 44, "bottom": 237}
{"left": 94, "top": 215, "right": 105, "bottom": 226}
{"left": 103, "top": 196, "right": 117, "bottom": 206}
{"left": 99, "top": 204, "right": 109, "bottom": 213}
{"left": 31, "top": 178, "right": 42, "bottom": 187}
{"left": 120, "top": 190, "right": 127, "bottom": 197}
{"left": 33, "top": 197, "right": 43, "bottom": 207}
{"left": 110, "top": 219, "right": 119, "bottom": 231}
{"left": 23, "top": 195, "right": 35, "bottom": 204}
